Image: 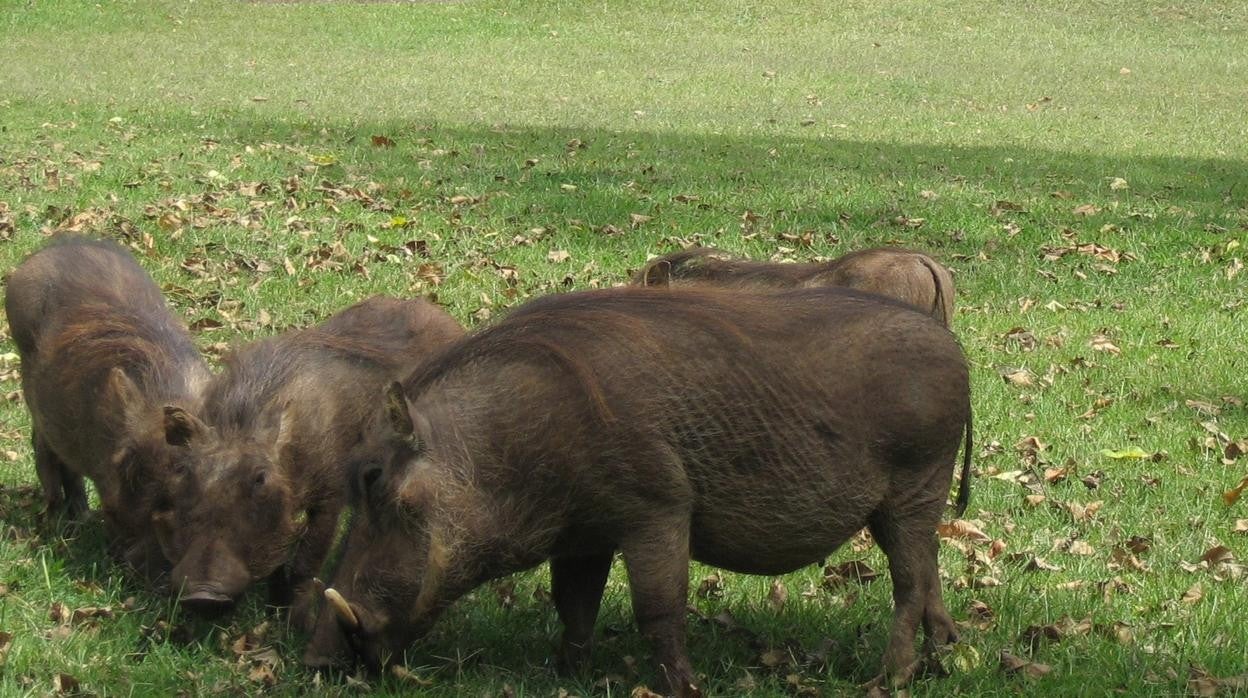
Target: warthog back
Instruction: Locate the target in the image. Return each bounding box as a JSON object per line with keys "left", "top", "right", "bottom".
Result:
{"left": 633, "top": 246, "right": 956, "bottom": 325}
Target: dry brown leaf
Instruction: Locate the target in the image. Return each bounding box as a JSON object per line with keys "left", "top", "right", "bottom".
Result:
{"left": 938, "top": 519, "right": 991, "bottom": 542}
{"left": 967, "top": 599, "right": 995, "bottom": 628}
{"left": 696, "top": 573, "right": 723, "bottom": 599}
{"left": 1044, "top": 466, "right": 1071, "bottom": 483}
{"left": 53, "top": 673, "right": 80, "bottom": 694}
{"left": 629, "top": 213, "right": 652, "bottom": 229}
{"left": 1200, "top": 545, "right": 1235, "bottom": 566}
{"left": 1109, "top": 546, "right": 1148, "bottom": 572}
{"left": 1181, "top": 583, "right": 1203, "bottom": 605}
{"left": 391, "top": 665, "right": 434, "bottom": 686}
{"left": 247, "top": 663, "right": 277, "bottom": 686}
{"left": 759, "top": 647, "right": 791, "bottom": 668}
{"left": 0, "top": 631, "right": 12, "bottom": 666}
{"left": 1234, "top": 519, "right": 1248, "bottom": 534}
{"left": 1066, "top": 500, "right": 1104, "bottom": 523}
{"left": 547, "top": 249, "right": 571, "bottom": 263}
{"left": 767, "top": 579, "right": 788, "bottom": 611}
{"left": 1223, "top": 474, "right": 1248, "bottom": 506}
{"left": 1000, "top": 650, "right": 1052, "bottom": 678}
{"left": 1089, "top": 335, "right": 1121, "bottom": 355}
{"left": 823, "top": 560, "right": 879, "bottom": 586}
{"left": 1073, "top": 203, "right": 1101, "bottom": 216}
{"left": 630, "top": 687, "right": 664, "bottom": 698}
{"left": 1189, "top": 667, "right": 1248, "bottom": 696}
{"left": 1067, "top": 540, "right": 1096, "bottom": 556}
{"left": 1003, "top": 368, "right": 1035, "bottom": 386}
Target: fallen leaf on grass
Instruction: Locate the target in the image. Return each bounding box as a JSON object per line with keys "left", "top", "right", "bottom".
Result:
{"left": 966, "top": 600, "right": 995, "bottom": 629}
{"left": 1073, "top": 203, "right": 1100, "bottom": 216}
{"left": 1044, "top": 466, "right": 1072, "bottom": 483}
{"left": 1089, "top": 335, "right": 1122, "bottom": 355}
{"left": 1181, "top": 583, "right": 1203, "bottom": 605}
{"left": 759, "top": 647, "right": 791, "bottom": 668}
{"left": 945, "top": 643, "right": 982, "bottom": 673}
{"left": 248, "top": 663, "right": 277, "bottom": 687}
{"left": 1008, "top": 553, "right": 1062, "bottom": 572}
{"left": 629, "top": 213, "right": 652, "bottom": 228}
{"left": 1066, "top": 540, "right": 1096, "bottom": 556}
{"left": 822, "top": 560, "right": 879, "bottom": 586}
{"left": 391, "top": 665, "right": 434, "bottom": 686}
{"left": 1109, "top": 546, "right": 1148, "bottom": 572}
{"left": 767, "top": 579, "right": 788, "bottom": 611}
{"left": 1101, "top": 447, "right": 1150, "bottom": 460}
{"left": 547, "top": 249, "right": 571, "bottom": 263}
{"left": 1200, "top": 545, "right": 1235, "bottom": 566}
{"left": 53, "top": 673, "right": 80, "bottom": 694}
{"left": 0, "top": 631, "right": 11, "bottom": 666}
{"left": 1000, "top": 651, "right": 1051, "bottom": 678}
{"left": 1189, "top": 668, "right": 1248, "bottom": 696}
{"left": 1234, "top": 519, "right": 1248, "bottom": 534}
{"left": 1001, "top": 368, "right": 1035, "bottom": 386}
{"left": 696, "top": 573, "right": 723, "bottom": 599}
{"left": 1064, "top": 500, "right": 1104, "bottom": 523}
{"left": 1021, "top": 616, "right": 1092, "bottom": 651}
{"left": 938, "top": 519, "right": 991, "bottom": 542}
{"left": 1223, "top": 475, "right": 1248, "bottom": 506}
{"left": 370, "top": 135, "right": 396, "bottom": 148}
{"left": 630, "top": 687, "right": 664, "bottom": 698}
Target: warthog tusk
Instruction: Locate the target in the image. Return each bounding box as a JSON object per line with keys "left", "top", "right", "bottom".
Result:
{"left": 324, "top": 588, "right": 359, "bottom": 630}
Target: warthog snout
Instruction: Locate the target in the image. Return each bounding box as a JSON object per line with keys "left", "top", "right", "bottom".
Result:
{"left": 171, "top": 540, "right": 250, "bottom": 618}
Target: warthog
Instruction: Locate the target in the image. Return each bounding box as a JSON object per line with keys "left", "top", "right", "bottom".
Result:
{"left": 303, "top": 286, "right": 972, "bottom": 695}
{"left": 4, "top": 235, "right": 209, "bottom": 577}
{"left": 633, "top": 246, "right": 956, "bottom": 326}
{"left": 151, "top": 295, "right": 464, "bottom": 621}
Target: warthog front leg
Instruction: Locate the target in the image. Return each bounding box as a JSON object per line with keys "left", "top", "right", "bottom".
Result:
{"left": 34, "top": 432, "right": 87, "bottom": 519}
{"left": 551, "top": 551, "right": 615, "bottom": 674}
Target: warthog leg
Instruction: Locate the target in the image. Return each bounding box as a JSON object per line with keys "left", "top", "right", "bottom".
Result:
{"left": 868, "top": 496, "right": 953, "bottom": 687}
{"left": 621, "top": 516, "right": 702, "bottom": 698}
{"left": 33, "top": 432, "right": 87, "bottom": 519}
{"left": 551, "top": 551, "right": 615, "bottom": 674}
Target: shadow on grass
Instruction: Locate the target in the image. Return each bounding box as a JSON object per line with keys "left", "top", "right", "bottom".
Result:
{"left": 14, "top": 101, "right": 1242, "bottom": 263}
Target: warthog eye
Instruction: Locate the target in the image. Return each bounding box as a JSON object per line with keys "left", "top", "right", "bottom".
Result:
{"left": 254, "top": 471, "right": 267, "bottom": 488}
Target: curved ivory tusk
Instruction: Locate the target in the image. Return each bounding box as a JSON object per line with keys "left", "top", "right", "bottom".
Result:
{"left": 324, "top": 588, "right": 359, "bottom": 630}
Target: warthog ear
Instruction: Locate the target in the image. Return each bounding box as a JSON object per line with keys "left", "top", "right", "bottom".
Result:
{"left": 641, "top": 259, "right": 672, "bottom": 287}
{"left": 384, "top": 382, "right": 413, "bottom": 436}
{"left": 271, "top": 402, "right": 296, "bottom": 462}
{"left": 163, "top": 405, "right": 206, "bottom": 447}
{"left": 108, "top": 367, "right": 146, "bottom": 427}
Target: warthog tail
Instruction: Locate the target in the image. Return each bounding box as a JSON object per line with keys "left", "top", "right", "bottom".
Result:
{"left": 955, "top": 410, "right": 973, "bottom": 516}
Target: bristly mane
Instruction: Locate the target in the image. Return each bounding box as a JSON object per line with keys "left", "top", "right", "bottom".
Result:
{"left": 399, "top": 286, "right": 917, "bottom": 424}
{"left": 41, "top": 301, "right": 203, "bottom": 396}
{"left": 204, "top": 327, "right": 412, "bottom": 430}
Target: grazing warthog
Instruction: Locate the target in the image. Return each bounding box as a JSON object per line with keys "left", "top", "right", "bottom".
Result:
{"left": 152, "top": 296, "right": 464, "bottom": 621}
{"left": 303, "top": 286, "right": 972, "bottom": 695}
{"left": 4, "top": 235, "right": 209, "bottom": 577}
{"left": 633, "top": 246, "right": 956, "bottom": 326}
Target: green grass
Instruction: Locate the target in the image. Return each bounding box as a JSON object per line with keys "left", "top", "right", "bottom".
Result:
{"left": 1, "top": 0, "right": 1246, "bottom": 695}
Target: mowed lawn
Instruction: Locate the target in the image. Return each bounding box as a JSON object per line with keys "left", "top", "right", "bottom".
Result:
{"left": 1, "top": 0, "right": 1246, "bottom": 695}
